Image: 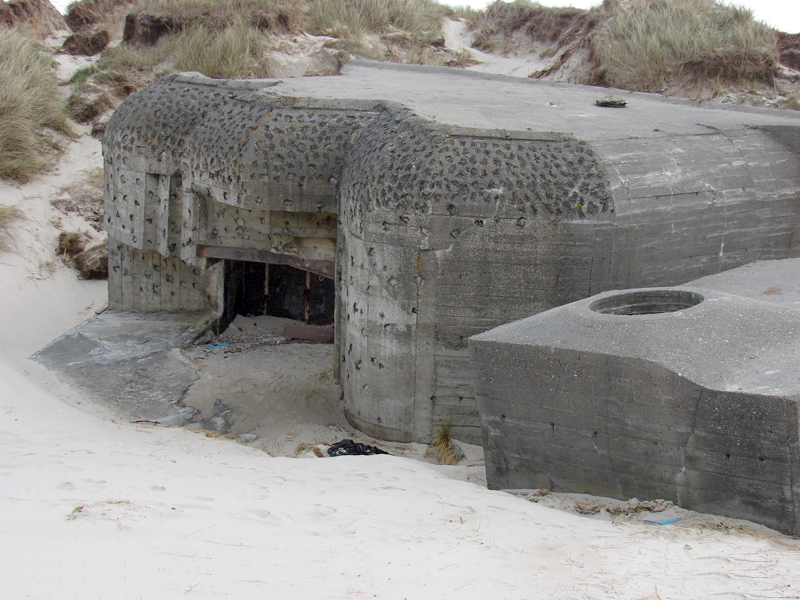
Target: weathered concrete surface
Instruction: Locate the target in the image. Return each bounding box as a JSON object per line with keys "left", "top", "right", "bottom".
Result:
{"left": 470, "top": 259, "right": 800, "bottom": 535}
{"left": 104, "top": 61, "right": 800, "bottom": 444}
{"left": 31, "top": 311, "right": 211, "bottom": 424}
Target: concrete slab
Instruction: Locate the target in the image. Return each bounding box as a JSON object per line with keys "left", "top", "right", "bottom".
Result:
{"left": 31, "top": 310, "right": 212, "bottom": 371}
{"left": 31, "top": 310, "right": 213, "bottom": 424}
{"left": 263, "top": 61, "right": 800, "bottom": 140}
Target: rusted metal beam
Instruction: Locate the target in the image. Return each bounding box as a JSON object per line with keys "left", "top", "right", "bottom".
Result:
{"left": 283, "top": 322, "right": 334, "bottom": 343}
{"left": 196, "top": 244, "right": 334, "bottom": 279}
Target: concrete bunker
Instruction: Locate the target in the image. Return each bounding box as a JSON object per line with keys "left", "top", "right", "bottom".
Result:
{"left": 470, "top": 259, "right": 800, "bottom": 535}
{"left": 103, "top": 62, "right": 800, "bottom": 446}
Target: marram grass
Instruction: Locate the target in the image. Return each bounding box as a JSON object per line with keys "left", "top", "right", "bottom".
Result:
{"left": 0, "top": 28, "right": 70, "bottom": 182}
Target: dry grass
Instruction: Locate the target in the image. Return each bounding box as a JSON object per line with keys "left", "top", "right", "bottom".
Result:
{"left": 293, "top": 442, "right": 325, "bottom": 457}
{"left": 469, "top": 0, "right": 778, "bottom": 93}
{"left": 65, "top": 0, "right": 133, "bottom": 30}
{"left": 0, "top": 28, "right": 70, "bottom": 183}
{"left": 173, "top": 18, "right": 273, "bottom": 79}
{"left": 308, "top": 0, "right": 446, "bottom": 42}
{"left": 780, "top": 95, "right": 800, "bottom": 111}
{"left": 91, "top": 1, "right": 293, "bottom": 85}
{"left": 444, "top": 5, "right": 481, "bottom": 20}
{"left": 591, "top": 0, "right": 777, "bottom": 92}
{"left": 131, "top": 0, "right": 305, "bottom": 33}
{"left": 469, "top": 0, "right": 590, "bottom": 52}
{"left": 0, "top": 206, "right": 24, "bottom": 252}
{"left": 425, "top": 422, "right": 462, "bottom": 465}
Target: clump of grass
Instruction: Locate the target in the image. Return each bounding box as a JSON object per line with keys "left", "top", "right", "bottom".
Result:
{"left": 65, "top": 0, "right": 133, "bottom": 30}
{"left": 93, "top": 34, "right": 176, "bottom": 96}
{"left": 469, "top": 0, "right": 588, "bottom": 51}
{"left": 779, "top": 95, "right": 800, "bottom": 111}
{"left": 68, "top": 64, "right": 100, "bottom": 90}
{"left": 308, "top": 0, "right": 446, "bottom": 42}
{"left": 0, "top": 206, "right": 24, "bottom": 252}
{"left": 425, "top": 422, "right": 462, "bottom": 465}
{"left": 132, "top": 0, "right": 305, "bottom": 33}
{"left": 591, "top": 0, "right": 778, "bottom": 92}
{"left": 91, "top": 1, "right": 285, "bottom": 87}
{"left": 444, "top": 4, "right": 482, "bottom": 21}
{"left": 0, "top": 28, "right": 70, "bottom": 183}
{"left": 173, "top": 18, "right": 273, "bottom": 78}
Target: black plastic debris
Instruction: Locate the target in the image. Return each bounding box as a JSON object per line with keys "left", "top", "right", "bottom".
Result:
{"left": 327, "top": 439, "right": 389, "bottom": 457}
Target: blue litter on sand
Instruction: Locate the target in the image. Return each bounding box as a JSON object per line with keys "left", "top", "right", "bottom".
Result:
{"left": 206, "top": 342, "right": 231, "bottom": 348}
{"left": 642, "top": 518, "right": 680, "bottom": 525}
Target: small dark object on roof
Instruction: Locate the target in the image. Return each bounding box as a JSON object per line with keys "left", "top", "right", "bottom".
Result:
{"left": 596, "top": 96, "right": 627, "bottom": 108}
{"left": 327, "top": 439, "right": 389, "bottom": 457}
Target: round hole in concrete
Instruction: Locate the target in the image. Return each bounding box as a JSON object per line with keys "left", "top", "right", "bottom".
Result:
{"left": 589, "top": 289, "right": 703, "bottom": 316}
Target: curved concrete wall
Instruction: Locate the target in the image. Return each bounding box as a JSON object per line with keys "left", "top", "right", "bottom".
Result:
{"left": 103, "top": 65, "right": 800, "bottom": 444}
{"left": 337, "top": 108, "right": 615, "bottom": 441}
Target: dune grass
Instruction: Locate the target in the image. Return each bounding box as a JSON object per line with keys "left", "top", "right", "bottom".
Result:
{"left": 65, "top": 0, "right": 132, "bottom": 30}
{"left": 0, "top": 206, "right": 24, "bottom": 252}
{"left": 426, "top": 422, "right": 462, "bottom": 465}
{"left": 591, "top": 0, "right": 778, "bottom": 92}
{"left": 0, "top": 28, "right": 70, "bottom": 183}
{"left": 97, "top": 19, "right": 273, "bottom": 82}
{"left": 132, "top": 0, "right": 305, "bottom": 32}
{"left": 93, "top": 0, "right": 298, "bottom": 83}
{"left": 173, "top": 18, "right": 272, "bottom": 78}
{"left": 469, "top": 0, "right": 778, "bottom": 92}
{"left": 469, "top": 0, "right": 588, "bottom": 51}
{"left": 307, "top": 0, "right": 446, "bottom": 42}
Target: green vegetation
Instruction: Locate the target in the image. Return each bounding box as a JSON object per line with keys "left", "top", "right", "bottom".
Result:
{"left": 132, "top": 0, "right": 305, "bottom": 32}
{"left": 469, "top": 0, "right": 588, "bottom": 52}
{"left": 592, "top": 0, "right": 777, "bottom": 92}
{"left": 426, "top": 422, "right": 462, "bottom": 465}
{"left": 172, "top": 18, "right": 272, "bottom": 79}
{"left": 307, "top": 0, "right": 446, "bottom": 41}
{"left": 780, "top": 95, "right": 800, "bottom": 111}
{"left": 0, "top": 28, "right": 70, "bottom": 182}
{"left": 470, "top": 0, "right": 779, "bottom": 93}
{"left": 68, "top": 64, "right": 99, "bottom": 89}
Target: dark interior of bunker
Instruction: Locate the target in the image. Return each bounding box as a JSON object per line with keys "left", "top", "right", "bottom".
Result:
{"left": 218, "top": 259, "right": 335, "bottom": 333}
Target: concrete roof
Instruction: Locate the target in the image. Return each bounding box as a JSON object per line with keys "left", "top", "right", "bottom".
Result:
{"left": 471, "top": 259, "right": 800, "bottom": 398}
{"left": 229, "top": 60, "right": 800, "bottom": 141}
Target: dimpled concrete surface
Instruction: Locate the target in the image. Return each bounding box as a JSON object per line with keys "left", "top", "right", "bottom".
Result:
{"left": 470, "top": 259, "right": 800, "bottom": 535}
{"left": 104, "top": 61, "right": 800, "bottom": 445}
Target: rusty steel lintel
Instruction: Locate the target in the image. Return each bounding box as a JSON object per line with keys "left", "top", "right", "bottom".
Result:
{"left": 196, "top": 245, "right": 334, "bottom": 279}
{"left": 283, "top": 322, "right": 335, "bottom": 343}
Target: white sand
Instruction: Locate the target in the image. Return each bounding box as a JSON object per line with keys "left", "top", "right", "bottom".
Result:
{"left": 2, "top": 73, "right": 800, "bottom": 600}
{"left": 443, "top": 18, "right": 594, "bottom": 82}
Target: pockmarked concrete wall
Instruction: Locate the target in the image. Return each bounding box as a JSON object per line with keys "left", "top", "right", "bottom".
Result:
{"left": 470, "top": 259, "right": 800, "bottom": 535}
{"left": 103, "top": 62, "right": 800, "bottom": 444}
